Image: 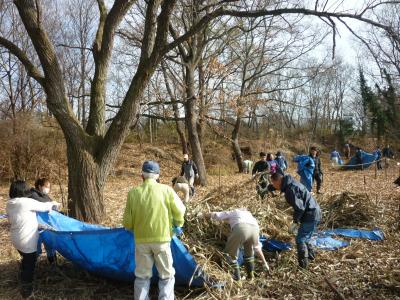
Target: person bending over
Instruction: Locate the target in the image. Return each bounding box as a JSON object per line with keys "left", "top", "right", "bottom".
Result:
{"left": 269, "top": 172, "right": 321, "bottom": 269}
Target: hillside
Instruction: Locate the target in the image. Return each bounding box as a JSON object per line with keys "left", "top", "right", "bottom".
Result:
{"left": 0, "top": 142, "right": 399, "bottom": 299}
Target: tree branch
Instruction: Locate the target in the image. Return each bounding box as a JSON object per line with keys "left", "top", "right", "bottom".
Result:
{"left": 0, "top": 36, "right": 44, "bottom": 84}
{"left": 87, "top": 0, "right": 134, "bottom": 136}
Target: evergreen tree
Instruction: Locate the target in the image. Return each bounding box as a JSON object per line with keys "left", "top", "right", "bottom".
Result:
{"left": 359, "top": 68, "right": 387, "bottom": 140}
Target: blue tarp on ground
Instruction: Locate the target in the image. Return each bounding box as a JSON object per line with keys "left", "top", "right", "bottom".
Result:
{"left": 310, "top": 228, "right": 384, "bottom": 250}
{"left": 345, "top": 151, "right": 378, "bottom": 170}
{"left": 238, "top": 236, "right": 292, "bottom": 265}
{"left": 311, "top": 236, "right": 349, "bottom": 250}
{"left": 293, "top": 155, "right": 315, "bottom": 191}
{"left": 322, "top": 228, "right": 384, "bottom": 241}
{"left": 36, "top": 211, "right": 204, "bottom": 286}
{"left": 260, "top": 236, "right": 292, "bottom": 252}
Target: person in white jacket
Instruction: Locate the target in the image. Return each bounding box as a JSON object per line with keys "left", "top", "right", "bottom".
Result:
{"left": 204, "top": 208, "right": 268, "bottom": 280}
{"left": 6, "top": 180, "right": 60, "bottom": 299}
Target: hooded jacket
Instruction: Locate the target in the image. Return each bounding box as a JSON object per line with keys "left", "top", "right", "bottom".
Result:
{"left": 252, "top": 160, "right": 270, "bottom": 175}
{"left": 280, "top": 175, "right": 321, "bottom": 223}
{"left": 30, "top": 188, "right": 53, "bottom": 203}
{"left": 6, "top": 197, "right": 55, "bottom": 253}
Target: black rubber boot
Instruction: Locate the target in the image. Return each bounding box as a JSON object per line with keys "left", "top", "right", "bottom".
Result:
{"left": 297, "top": 243, "right": 309, "bottom": 269}
{"left": 20, "top": 282, "right": 33, "bottom": 299}
{"left": 306, "top": 243, "right": 316, "bottom": 261}
{"left": 244, "top": 256, "right": 255, "bottom": 280}
{"left": 229, "top": 261, "right": 241, "bottom": 281}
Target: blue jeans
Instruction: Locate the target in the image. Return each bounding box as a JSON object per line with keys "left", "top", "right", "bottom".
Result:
{"left": 296, "top": 221, "right": 318, "bottom": 245}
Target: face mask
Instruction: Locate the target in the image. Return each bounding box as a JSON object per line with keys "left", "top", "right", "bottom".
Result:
{"left": 42, "top": 187, "right": 50, "bottom": 194}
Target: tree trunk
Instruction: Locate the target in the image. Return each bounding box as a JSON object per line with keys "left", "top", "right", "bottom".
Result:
{"left": 161, "top": 63, "right": 188, "bottom": 154}
{"left": 231, "top": 115, "right": 244, "bottom": 173}
{"left": 66, "top": 140, "right": 105, "bottom": 222}
{"left": 185, "top": 65, "right": 207, "bottom": 185}
{"left": 172, "top": 103, "right": 188, "bottom": 154}
{"left": 197, "top": 58, "right": 205, "bottom": 146}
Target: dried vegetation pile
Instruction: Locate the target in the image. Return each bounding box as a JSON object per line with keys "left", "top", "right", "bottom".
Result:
{"left": 321, "top": 192, "right": 379, "bottom": 228}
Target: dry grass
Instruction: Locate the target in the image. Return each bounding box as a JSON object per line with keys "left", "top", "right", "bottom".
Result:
{"left": 0, "top": 144, "right": 400, "bottom": 299}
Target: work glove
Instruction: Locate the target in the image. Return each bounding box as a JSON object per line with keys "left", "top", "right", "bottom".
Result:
{"left": 288, "top": 222, "right": 298, "bottom": 235}
{"left": 262, "top": 263, "right": 270, "bottom": 272}
{"left": 173, "top": 226, "right": 183, "bottom": 236}
{"left": 51, "top": 202, "right": 61, "bottom": 211}
{"left": 267, "top": 184, "right": 276, "bottom": 192}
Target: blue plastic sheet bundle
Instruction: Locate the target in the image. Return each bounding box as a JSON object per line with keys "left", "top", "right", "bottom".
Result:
{"left": 293, "top": 155, "right": 315, "bottom": 191}
{"left": 237, "top": 236, "right": 292, "bottom": 265}
{"left": 344, "top": 150, "right": 378, "bottom": 170}
{"left": 36, "top": 211, "right": 204, "bottom": 286}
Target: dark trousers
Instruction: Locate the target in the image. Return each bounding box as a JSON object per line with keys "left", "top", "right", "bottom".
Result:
{"left": 313, "top": 173, "right": 322, "bottom": 191}
{"left": 18, "top": 251, "right": 37, "bottom": 284}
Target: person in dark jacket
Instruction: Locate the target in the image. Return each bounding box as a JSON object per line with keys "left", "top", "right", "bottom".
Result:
{"left": 180, "top": 154, "right": 198, "bottom": 195}
{"left": 309, "top": 147, "right": 323, "bottom": 194}
{"left": 374, "top": 146, "right": 382, "bottom": 170}
{"left": 275, "top": 151, "right": 288, "bottom": 172}
{"left": 382, "top": 145, "right": 394, "bottom": 159}
{"left": 355, "top": 147, "right": 363, "bottom": 167}
{"left": 252, "top": 152, "right": 269, "bottom": 176}
{"left": 30, "top": 178, "right": 53, "bottom": 203}
{"left": 269, "top": 172, "right": 321, "bottom": 269}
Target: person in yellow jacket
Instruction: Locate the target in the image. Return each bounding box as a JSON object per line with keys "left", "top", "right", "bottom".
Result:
{"left": 123, "top": 160, "right": 185, "bottom": 300}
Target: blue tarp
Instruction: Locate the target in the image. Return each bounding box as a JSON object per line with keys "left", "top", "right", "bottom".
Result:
{"left": 311, "top": 228, "right": 384, "bottom": 250}
{"left": 293, "top": 155, "right": 315, "bottom": 191}
{"left": 260, "top": 236, "right": 292, "bottom": 252}
{"left": 345, "top": 151, "right": 378, "bottom": 170}
{"left": 322, "top": 228, "right": 384, "bottom": 241}
{"left": 311, "top": 236, "right": 349, "bottom": 250}
{"left": 238, "top": 236, "right": 292, "bottom": 265}
{"left": 36, "top": 211, "right": 204, "bottom": 286}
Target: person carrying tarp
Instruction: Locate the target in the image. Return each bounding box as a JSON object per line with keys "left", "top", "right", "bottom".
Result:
{"left": 6, "top": 180, "right": 60, "bottom": 298}
{"left": 293, "top": 155, "right": 315, "bottom": 192}
{"left": 30, "top": 178, "right": 53, "bottom": 203}
{"left": 123, "top": 161, "right": 186, "bottom": 300}
{"left": 373, "top": 146, "right": 383, "bottom": 170}
{"left": 344, "top": 142, "right": 351, "bottom": 159}
{"left": 269, "top": 173, "right": 321, "bottom": 269}
{"left": 355, "top": 147, "right": 363, "bottom": 167}
{"left": 383, "top": 145, "right": 395, "bottom": 159}
{"left": 309, "top": 147, "right": 323, "bottom": 194}
{"left": 330, "top": 149, "right": 342, "bottom": 166}
{"left": 203, "top": 208, "right": 268, "bottom": 280}
{"left": 275, "top": 151, "right": 288, "bottom": 172}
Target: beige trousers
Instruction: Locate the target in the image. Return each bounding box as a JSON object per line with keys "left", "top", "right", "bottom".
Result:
{"left": 135, "top": 242, "right": 175, "bottom": 279}
{"left": 225, "top": 223, "right": 259, "bottom": 260}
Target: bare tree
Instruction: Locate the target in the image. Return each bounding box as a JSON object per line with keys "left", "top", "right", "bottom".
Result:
{"left": 1, "top": 0, "right": 399, "bottom": 221}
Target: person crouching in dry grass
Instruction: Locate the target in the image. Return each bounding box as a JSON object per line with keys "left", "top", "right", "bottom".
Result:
{"left": 202, "top": 208, "right": 269, "bottom": 280}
